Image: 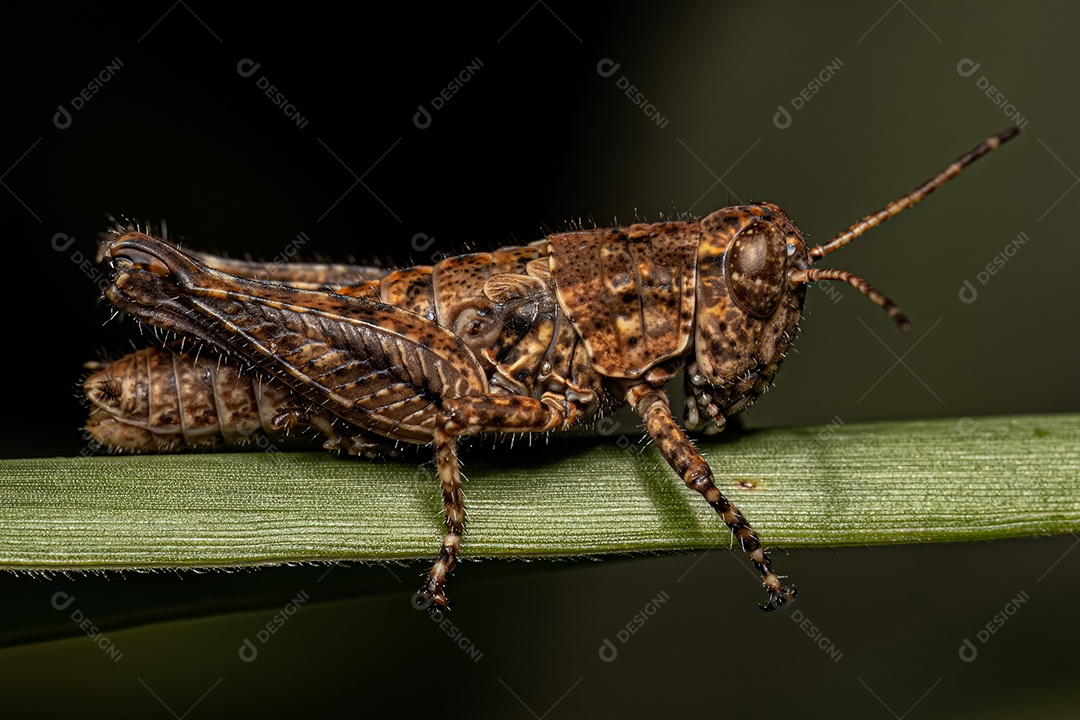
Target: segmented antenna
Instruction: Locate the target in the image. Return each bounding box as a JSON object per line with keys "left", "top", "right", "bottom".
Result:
{"left": 789, "top": 267, "right": 910, "bottom": 330}
{"left": 811, "top": 127, "right": 1019, "bottom": 259}
{"left": 791, "top": 127, "right": 1019, "bottom": 330}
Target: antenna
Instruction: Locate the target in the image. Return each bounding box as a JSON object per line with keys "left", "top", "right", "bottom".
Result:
{"left": 790, "top": 127, "right": 1019, "bottom": 331}
{"left": 811, "top": 127, "right": 1019, "bottom": 259}
{"left": 789, "top": 267, "right": 911, "bottom": 330}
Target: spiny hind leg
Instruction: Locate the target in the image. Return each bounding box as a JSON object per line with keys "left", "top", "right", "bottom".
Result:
{"left": 421, "top": 425, "right": 466, "bottom": 611}
{"left": 188, "top": 251, "right": 387, "bottom": 287}
{"left": 627, "top": 384, "right": 796, "bottom": 611}
{"left": 420, "top": 393, "right": 572, "bottom": 611}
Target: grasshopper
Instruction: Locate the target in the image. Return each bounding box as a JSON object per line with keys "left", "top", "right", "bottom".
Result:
{"left": 87, "top": 128, "right": 1018, "bottom": 611}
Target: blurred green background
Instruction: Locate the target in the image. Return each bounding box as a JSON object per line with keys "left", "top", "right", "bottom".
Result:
{"left": 2, "top": 2, "right": 1078, "bottom": 717}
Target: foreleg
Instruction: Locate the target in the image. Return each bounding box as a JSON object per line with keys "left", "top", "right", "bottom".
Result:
{"left": 627, "top": 383, "right": 796, "bottom": 611}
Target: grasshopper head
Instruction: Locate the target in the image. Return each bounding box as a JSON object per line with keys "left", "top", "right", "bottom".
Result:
{"left": 684, "top": 199, "right": 908, "bottom": 433}
{"left": 684, "top": 127, "right": 1019, "bottom": 433}
{"left": 685, "top": 202, "right": 813, "bottom": 432}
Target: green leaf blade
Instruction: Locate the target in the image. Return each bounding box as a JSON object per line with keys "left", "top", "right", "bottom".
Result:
{"left": 0, "top": 414, "right": 1077, "bottom": 570}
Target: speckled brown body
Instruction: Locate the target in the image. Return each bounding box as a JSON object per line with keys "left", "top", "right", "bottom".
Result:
{"left": 88, "top": 128, "right": 1018, "bottom": 612}
{"left": 90, "top": 210, "right": 806, "bottom": 610}
{"left": 90, "top": 207, "right": 809, "bottom": 452}
{"left": 85, "top": 347, "right": 294, "bottom": 452}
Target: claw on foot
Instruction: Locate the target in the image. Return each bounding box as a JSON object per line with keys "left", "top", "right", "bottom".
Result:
{"left": 413, "top": 588, "right": 453, "bottom": 614}
{"left": 760, "top": 578, "right": 797, "bottom": 612}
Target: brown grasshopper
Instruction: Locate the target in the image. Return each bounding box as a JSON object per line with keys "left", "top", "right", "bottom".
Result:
{"left": 86, "top": 128, "right": 1018, "bottom": 611}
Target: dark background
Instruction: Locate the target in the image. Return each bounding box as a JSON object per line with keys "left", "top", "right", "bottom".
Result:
{"left": 1, "top": 2, "right": 1078, "bottom": 717}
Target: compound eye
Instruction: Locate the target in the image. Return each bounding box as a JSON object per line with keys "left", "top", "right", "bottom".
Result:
{"left": 725, "top": 220, "right": 786, "bottom": 318}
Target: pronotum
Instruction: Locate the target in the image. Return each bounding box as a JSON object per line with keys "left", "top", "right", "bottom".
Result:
{"left": 86, "top": 127, "right": 1018, "bottom": 611}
